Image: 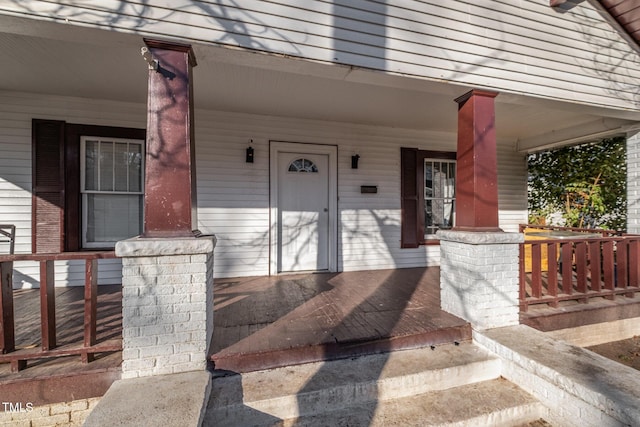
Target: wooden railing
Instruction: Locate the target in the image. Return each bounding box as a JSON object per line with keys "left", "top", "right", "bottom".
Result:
{"left": 519, "top": 225, "right": 640, "bottom": 311}
{"left": 0, "top": 252, "right": 120, "bottom": 372}
{"left": 519, "top": 223, "right": 624, "bottom": 237}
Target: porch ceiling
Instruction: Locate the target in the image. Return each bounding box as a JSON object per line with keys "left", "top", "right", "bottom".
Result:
{"left": 2, "top": 14, "right": 640, "bottom": 152}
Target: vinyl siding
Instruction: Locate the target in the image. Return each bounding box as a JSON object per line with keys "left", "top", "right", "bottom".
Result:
{"left": 0, "top": 91, "right": 145, "bottom": 288}
{"left": 0, "top": 90, "right": 527, "bottom": 283}
{"left": 3, "top": 0, "right": 640, "bottom": 112}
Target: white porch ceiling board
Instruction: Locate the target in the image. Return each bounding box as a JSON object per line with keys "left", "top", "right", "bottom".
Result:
{"left": 3, "top": 0, "right": 640, "bottom": 113}
{"left": 0, "top": 25, "right": 635, "bottom": 146}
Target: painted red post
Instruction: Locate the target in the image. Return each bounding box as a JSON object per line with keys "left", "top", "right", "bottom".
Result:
{"left": 83, "top": 258, "right": 98, "bottom": 363}
{"left": 453, "top": 90, "right": 501, "bottom": 231}
{"left": 0, "top": 261, "right": 15, "bottom": 353}
{"left": 142, "top": 39, "right": 199, "bottom": 237}
{"left": 40, "top": 260, "right": 56, "bottom": 351}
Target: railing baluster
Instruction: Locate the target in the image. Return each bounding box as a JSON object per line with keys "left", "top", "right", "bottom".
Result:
{"left": 561, "top": 242, "right": 574, "bottom": 295}
{"left": 589, "top": 241, "right": 601, "bottom": 292}
{"left": 628, "top": 238, "right": 640, "bottom": 288}
{"left": 39, "top": 260, "right": 56, "bottom": 351}
{"left": 547, "top": 243, "right": 559, "bottom": 307}
{"left": 83, "top": 258, "right": 98, "bottom": 363}
{"left": 616, "top": 239, "right": 629, "bottom": 293}
{"left": 602, "top": 240, "right": 615, "bottom": 298}
{"left": 531, "top": 243, "right": 542, "bottom": 298}
{"left": 575, "top": 242, "right": 588, "bottom": 299}
{"left": 0, "top": 261, "right": 15, "bottom": 354}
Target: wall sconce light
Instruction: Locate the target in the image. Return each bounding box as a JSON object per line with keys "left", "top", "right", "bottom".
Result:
{"left": 140, "top": 47, "right": 159, "bottom": 71}
{"left": 246, "top": 140, "right": 254, "bottom": 163}
{"left": 351, "top": 154, "right": 360, "bottom": 169}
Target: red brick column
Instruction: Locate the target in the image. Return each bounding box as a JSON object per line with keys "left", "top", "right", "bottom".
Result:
{"left": 454, "top": 89, "right": 502, "bottom": 232}
{"left": 143, "top": 39, "right": 198, "bottom": 237}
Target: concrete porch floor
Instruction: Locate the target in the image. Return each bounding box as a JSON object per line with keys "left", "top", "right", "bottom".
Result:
{"left": 210, "top": 267, "right": 472, "bottom": 373}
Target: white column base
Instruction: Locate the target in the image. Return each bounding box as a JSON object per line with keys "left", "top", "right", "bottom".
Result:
{"left": 437, "top": 230, "right": 523, "bottom": 330}
{"left": 116, "top": 236, "right": 216, "bottom": 379}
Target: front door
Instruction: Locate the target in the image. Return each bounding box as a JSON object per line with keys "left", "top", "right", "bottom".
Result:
{"left": 270, "top": 142, "right": 337, "bottom": 273}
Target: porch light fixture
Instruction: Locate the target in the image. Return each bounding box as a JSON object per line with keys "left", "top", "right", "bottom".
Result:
{"left": 351, "top": 154, "right": 360, "bottom": 169}
{"left": 141, "top": 47, "right": 159, "bottom": 71}
{"left": 246, "top": 139, "right": 254, "bottom": 163}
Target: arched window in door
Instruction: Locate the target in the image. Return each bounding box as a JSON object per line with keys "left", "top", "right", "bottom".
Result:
{"left": 288, "top": 158, "right": 318, "bottom": 173}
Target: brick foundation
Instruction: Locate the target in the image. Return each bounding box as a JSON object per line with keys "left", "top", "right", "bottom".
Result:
{"left": 0, "top": 397, "right": 100, "bottom": 427}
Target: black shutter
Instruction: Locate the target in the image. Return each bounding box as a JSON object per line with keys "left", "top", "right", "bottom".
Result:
{"left": 401, "top": 147, "right": 420, "bottom": 248}
{"left": 32, "top": 119, "right": 65, "bottom": 253}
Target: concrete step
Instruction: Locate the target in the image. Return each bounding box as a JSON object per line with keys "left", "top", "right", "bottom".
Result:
{"left": 286, "top": 378, "right": 546, "bottom": 427}
{"left": 206, "top": 342, "right": 510, "bottom": 424}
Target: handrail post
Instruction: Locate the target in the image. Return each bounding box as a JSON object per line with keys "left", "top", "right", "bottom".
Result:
{"left": 83, "top": 258, "right": 98, "bottom": 363}
{"left": 40, "top": 260, "right": 56, "bottom": 350}
{"left": 0, "top": 261, "right": 15, "bottom": 353}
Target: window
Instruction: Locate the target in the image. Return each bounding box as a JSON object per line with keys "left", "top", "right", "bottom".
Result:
{"left": 81, "top": 137, "right": 144, "bottom": 248}
{"left": 288, "top": 158, "right": 318, "bottom": 173}
{"left": 32, "top": 119, "right": 146, "bottom": 253}
{"left": 400, "top": 148, "right": 456, "bottom": 248}
{"left": 424, "top": 159, "right": 456, "bottom": 236}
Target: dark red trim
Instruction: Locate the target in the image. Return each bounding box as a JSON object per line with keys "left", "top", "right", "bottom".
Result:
{"left": 64, "top": 124, "right": 146, "bottom": 251}
{"left": 401, "top": 148, "right": 456, "bottom": 247}
{"left": 31, "top": 119, "right": 65, "bottom": 254}
{"left": 453, "top": 89, "right": 501, "bottom": 232}
{"left": 401, "top": 148, "right": 419, "bottom": 248}
{"left": 32, "top": 119, "right": 145, "bottom": 252}
{"left": 143, "top": 40, "right": 199, "bottom": 237}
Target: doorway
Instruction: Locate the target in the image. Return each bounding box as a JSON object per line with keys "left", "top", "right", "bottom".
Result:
{"left": 270, "top": 142, "right": 337, "bottom": 274}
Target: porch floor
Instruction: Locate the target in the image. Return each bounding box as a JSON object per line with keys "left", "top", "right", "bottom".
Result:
{"left": 210, "top": 267, "right": 472, "bottom": 373}
{"left": 0, "top": 285, "right": 122, "bottom": 406}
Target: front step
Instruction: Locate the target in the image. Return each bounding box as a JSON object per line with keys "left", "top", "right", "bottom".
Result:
{"left": 205, "top": 342, "right": 547, "bottom": 426}
{"left": 291, "top": 379, "right": 545, "bottom": 427}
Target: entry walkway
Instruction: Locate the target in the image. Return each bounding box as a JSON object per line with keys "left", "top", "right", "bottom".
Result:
{"left": 211, "top": 267, "right": 471, "bottom": 372}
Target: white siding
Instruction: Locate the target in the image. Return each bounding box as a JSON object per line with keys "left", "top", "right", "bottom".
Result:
{"left": 0, "top": 91, "right": 146, "bottom": 288}
{"left": 0, "top": 90, "right": 527, "bottom": 282}
{"left": 497, "top": 141, "right": 529, "bottom": 232}
{"left": 3, "top": 1, "right": 640, "bottom": 112}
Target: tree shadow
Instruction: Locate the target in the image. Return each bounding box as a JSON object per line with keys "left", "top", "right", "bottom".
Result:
{"left": 210, "top": 273, "right": 335, "bottom": 356}
{"left": 293, "top": 268, "right": 424, "bottom": 425}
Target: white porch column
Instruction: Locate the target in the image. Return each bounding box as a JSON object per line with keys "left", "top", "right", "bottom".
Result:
{"left": 437, "top": 230, "right": 523, "bottom": 330}
{"left": 627, "top": 131, "right": 640, "bottom": 234}
{"left": 115, "top": 236, "right": 216, "bottom": 379}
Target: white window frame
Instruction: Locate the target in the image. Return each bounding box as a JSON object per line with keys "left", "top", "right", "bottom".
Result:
{"left": 424, "top": 158, "right": 456, "bottom": 238}
{"left": 80, "top": 136, "right": 145, "bottom": 249}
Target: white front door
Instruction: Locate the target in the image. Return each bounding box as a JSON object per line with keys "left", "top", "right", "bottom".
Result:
{"left": 270, "top": 142, "right": 337, "bottom": 274}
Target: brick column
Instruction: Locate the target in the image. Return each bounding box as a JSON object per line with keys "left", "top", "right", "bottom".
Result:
{"left": 437, "top": 230, "right": 523, "bottom": 330}
{"left": 627, "top": 131, "right": 640, "bottom": 234}
{"left": 115, "top": 236, "right": 215, "bottom": 378}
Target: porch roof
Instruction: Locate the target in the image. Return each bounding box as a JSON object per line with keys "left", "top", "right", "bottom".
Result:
{"left": 2, "top": 12, "right": 640, "bottom": 153}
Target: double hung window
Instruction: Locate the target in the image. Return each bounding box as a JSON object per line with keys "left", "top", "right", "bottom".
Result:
{"left": 81, "top": 137, "right": 144, "bottom": 248}
{"left": 400, "top": 148, "right": 456, "bottom": 247}
{"left": 424, "top": 159, "right": 456, "bottom": 236}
